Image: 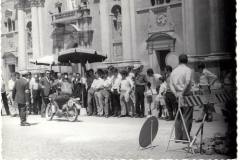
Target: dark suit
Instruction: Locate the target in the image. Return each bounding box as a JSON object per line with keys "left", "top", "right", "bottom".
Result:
{"left": 12, "top": 77, "right": 30, "bottom": 124}
{"left": 40, "top": 77, "right": 51, "bottom": 117}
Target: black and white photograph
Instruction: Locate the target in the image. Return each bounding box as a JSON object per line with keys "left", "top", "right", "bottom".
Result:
{"left": 0, "top": 0, "right": 237, "bottom": 159}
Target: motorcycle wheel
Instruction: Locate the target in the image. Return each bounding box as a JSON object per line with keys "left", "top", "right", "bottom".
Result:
{"left": 66, "top": 104, "right": 78, "bottom": 122}
{"left": 45, "top": 104, "right": 54, "bottom": 121}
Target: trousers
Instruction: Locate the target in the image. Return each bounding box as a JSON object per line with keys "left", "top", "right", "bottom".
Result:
{"left": 41, "top": 97, "right": 49, "bottom": 117}
{"left": 18, "top": 103, "right": 27, "bottom": 124}
{"left": 135, "top": 85, "right": 145, "bottom": 116}
{"left": 94, "top": 90, "right": 103, "bottom": 116}
{"left": 1, "top": 92, "right": 10, "bottom": 115}
{"left": 8, "top": 91, "right": 18, "bottom": 115}
{"left": 175, "top": 106, "right": 193, "bottom": 140}
{"left": 87, "top": 88, "right": 97, "bottom": 115}
{"left": 111, "top": 89, "right": 120, "bottom": 116}
{"left": 100, "top": 89, "right": 110, "bottom": 116}
{"left": 165, "top": 92, "right": 178, "bottom": 118}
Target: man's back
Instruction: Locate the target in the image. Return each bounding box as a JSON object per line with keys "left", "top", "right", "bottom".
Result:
{"left": 170, "top": 64, "right": 192, "bottom": 94}
{"left": 13, "top": 78, "right": 30, "bottom": 104}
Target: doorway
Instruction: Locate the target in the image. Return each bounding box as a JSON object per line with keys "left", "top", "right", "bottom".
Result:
{"left": 155, "top": 50, "right": 170, "bottom": 72}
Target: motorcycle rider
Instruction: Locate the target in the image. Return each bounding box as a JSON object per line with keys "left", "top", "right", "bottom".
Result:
{"left": 53, "top": 73, "right": 73, "bottom": 111}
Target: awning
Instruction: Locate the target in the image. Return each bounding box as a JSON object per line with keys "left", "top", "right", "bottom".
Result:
{"left": 58, "top": 48, "right": 107, "bottom": 64}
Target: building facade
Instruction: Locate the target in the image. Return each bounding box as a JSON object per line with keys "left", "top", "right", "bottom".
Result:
{"left": 1, "top": 0, "right": 235, "bottom": 81}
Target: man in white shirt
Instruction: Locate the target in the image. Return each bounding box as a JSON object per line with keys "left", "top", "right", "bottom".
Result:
{"left": 169, "top": 54, "right": 193, "bottom": 141}
{"left": 93, "top": 69, "right": 105, "bottom": 116}
{"left": 99, "top": 70, "right": 113, "bottom": 118}
{"left": 111, "top": 68, "right": 122, "bottom": 117}
{"left": 196, "top": 62, "right": 218, "bottom": 122}
{"left": 87, "top": 75, "right": 97, "bottom": 116}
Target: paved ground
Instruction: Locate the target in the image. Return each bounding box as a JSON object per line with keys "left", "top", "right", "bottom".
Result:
{"left": 2, "top": 109, "right": 229, "bottom": 159}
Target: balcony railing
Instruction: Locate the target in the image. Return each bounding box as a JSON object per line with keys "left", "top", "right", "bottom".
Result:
{"left": 52, "top": 8, "right": 91, "bottom": 24}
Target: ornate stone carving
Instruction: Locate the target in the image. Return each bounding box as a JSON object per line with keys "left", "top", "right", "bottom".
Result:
{"left": 30, "top": 0, "right": 45, "bottom": 7}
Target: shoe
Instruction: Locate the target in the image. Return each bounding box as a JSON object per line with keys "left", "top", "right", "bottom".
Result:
{"left": 135, "top": 115, "right": 140, "bottom": 118}
{"left": 20, "top": 122, "right": 30, "bottom": 126}
{"left": 118, "top": 115, "right": 126, "bottom": 118}
{"left": 11, "top": 114, "right": 17, "bottom": 117}
{"left": 105, "top": 115, "right": 109, "bottom": 118}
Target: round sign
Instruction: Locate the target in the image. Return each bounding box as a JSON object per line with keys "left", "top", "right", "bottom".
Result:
{"left": 165, "top": 53, "right": 178, "bottom": 68}
{"left": 139, "top": 116, "right": 159, "bottom": 148}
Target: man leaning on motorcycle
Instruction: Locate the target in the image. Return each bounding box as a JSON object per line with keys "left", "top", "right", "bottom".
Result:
{"left": 52, "top": 73, "right": 73, "bottom": 111}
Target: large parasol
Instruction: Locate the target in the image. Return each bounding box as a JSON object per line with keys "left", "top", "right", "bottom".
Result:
{"left": 58, "top": 48, "right": 107, "bottom": 64}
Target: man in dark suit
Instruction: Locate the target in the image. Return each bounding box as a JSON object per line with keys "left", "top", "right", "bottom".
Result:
{"left": 40, "top": 70, "right": 52, "bottom": 117}
{"left": 12, "top": 71, "right": 31, "bottom": 126}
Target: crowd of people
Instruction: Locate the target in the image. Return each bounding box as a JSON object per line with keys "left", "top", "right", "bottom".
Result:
{"left": 1, "top": 53, "right": 234, "bottom": 137}
{"left": 2, "top": 59, "right": 180, "bottom": 121}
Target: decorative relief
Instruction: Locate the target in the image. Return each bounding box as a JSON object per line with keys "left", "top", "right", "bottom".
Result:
{"left": 30, "top": 0, "right": 45, "bottom": 7}
{"left": 148, "top": 6, "right": 175, "bottom": 32}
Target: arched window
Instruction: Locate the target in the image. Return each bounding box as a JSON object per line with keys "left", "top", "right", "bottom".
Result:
{"left": 12, "top": 20, "right": 15, "bottom": 31}
{"left": 26, "top": 22, "right": 32, "bottom": 49}
{"left": 7, "top": 18, "right": 12, "bottom": 32}
{"left": 111, "top": 5, "right": 122, "bottom": 32}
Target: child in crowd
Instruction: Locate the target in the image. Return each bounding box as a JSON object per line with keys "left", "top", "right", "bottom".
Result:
{"left": 155, "top": 76, "right": 167, "bottom": 119}
{"left": 119, "top": 70, "right": 134, "bottom": 117}
{"left": 145, "top": 82, "right": 154, "bottom": 116}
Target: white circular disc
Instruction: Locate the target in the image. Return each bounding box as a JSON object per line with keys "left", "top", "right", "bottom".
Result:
{"left": 165, "top": 53, "right": 178, "bottom": 68}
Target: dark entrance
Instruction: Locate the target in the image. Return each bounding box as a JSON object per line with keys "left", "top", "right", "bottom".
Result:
{"left": 155, "top": 50, "right": 170, "bottom": 72}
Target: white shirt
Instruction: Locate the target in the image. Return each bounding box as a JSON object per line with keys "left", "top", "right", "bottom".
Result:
{"left": 29, "top": 77, "right": 36, "bottom": 90}
{"left": 199, "top": 69, "right": 217, "bottom": 86}
{"left": 8, "top": 79, "right": 15, "bottom": 91}
{"left": 103, "top": 76, "right": 113, "bottom": 88}
{"left": 170, "top": 64, "right": 192, "bottom": 96}
{"left": 111, "top": 75, "right": 122, "bottom": 92}
{"left": 92, "top": 78, "right": 104, "bottom": 89}
{"left": 91, "top": 79, "right": 98, "bottom": 89}
{"left": 120, "top": 78, "right": 133, "bottom": 92}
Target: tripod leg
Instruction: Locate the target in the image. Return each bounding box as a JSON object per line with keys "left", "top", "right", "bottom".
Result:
{"left": 150, "top": 120, "right": 153, "bottom": 149}
{"left": 200, "top": 113, "right": 206, "bottom": 154}
{"left": 166, "top": 106, "right": 180, "bottom": 151}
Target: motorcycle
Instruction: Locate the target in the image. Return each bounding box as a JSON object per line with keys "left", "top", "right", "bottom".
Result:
{"left": 45, "top": 95, "right": 81, "bottom": 122}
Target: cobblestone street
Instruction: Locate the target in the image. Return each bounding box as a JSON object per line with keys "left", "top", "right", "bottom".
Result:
{"left": 2, "top": 109, "right": 229, "bottom": 159}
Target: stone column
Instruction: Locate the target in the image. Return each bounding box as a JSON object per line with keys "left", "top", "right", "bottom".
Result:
{"left": 100, "top": 0, "right": 111, "bottom": 60}
{"left": 121, "top": 0, "right": 132, "bottom": 59}
{"left": 182, "top": 0, "right": 196, "bottom": 55}
{"left": 129, "top": 0, "right": 137, "bottom": 59}
{"left": 17, "top": 3, "right": 26, "bottom": 71}
{"left": 38, "top": 0, "right": 45, "bottom": 56}
{"left": 31, "top": 1, "right": 40, "bottom": 59}
{"left": 209, "top": 0, "right": 224, "bottom": 53}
